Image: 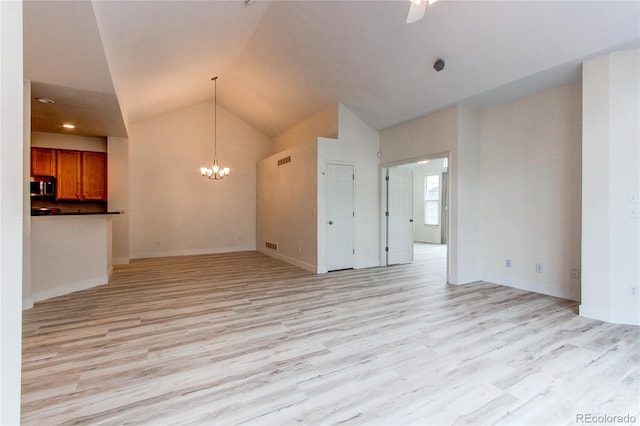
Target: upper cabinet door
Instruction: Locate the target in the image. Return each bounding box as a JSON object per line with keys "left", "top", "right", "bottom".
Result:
{"left": 31, "top": 148, "right": 56, "bottom": 176}
{"left": 56, "top": 150, "right": 82, "bottom": 200}
{"left": 82, "top": 152, "right": 107, "bottom": 200}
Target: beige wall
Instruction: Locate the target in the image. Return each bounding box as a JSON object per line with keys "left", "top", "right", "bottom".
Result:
{"left": 31, "top": 131, "right": 107, "bottom": 152}
{"left": 272, "top": 104, "right": 338, "bottom": 154}
{"left": 256, "top": 139, "right": 318, "bottom": 271}
{"left": 128, "top": 100, "right": 271, "bottom": 259}
{"left": 480, "top": 84, "right": 582, "bottom": 301}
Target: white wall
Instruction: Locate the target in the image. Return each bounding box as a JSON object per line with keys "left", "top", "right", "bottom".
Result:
{"left": 31, "top": 216, "right": 112, "bottom": 302}
{"left": 317, "top": 104, "right": 380, "bottom": 272}
{"left": 272, "top": 104, "right": 338, "bottom": 154}
{"left": 456, "top": 106, "right": 482, "bottom": 283}
{"left": 23, "top": 81, "right": 33, "bottom": 310}
{"left": 581, "top": 50, "right": 640, "bottom": 325}
{"left": 31, "top": 131, "right": 107, "bottom": 152}
{"left": 0, "top": 0, "right": 24, "bottom": 422}
{"left": 108, "top": 136, "right": 130, "bottom": 264}
{"left": 381, "top": 90, "right": 582, "bottom": 297}
{"left": 480, "top": 84, "right": 582, "bottom": 301}
{"left": 412, "top": 160, "right": 448, "bottom": 244}
{"left": 129, "top": 100, "right": 271, "bottom": 259}
{"left": 256, "top": 139, "right": 318, "bottom": 272}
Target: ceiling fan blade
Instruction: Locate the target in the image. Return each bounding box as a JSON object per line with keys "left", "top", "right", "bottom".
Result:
{"left": 406, "top": 1, "right": 427, "bottom": 24}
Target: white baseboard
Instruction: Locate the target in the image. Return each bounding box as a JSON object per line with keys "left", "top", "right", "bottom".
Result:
{"left": 31, "top": 276, "right": 108, "bottom": 304}
{"left": 483, "top": 274, "right": 580, "bottom": 302}
{"left": 257, "top": 248, "right": 316, "bottom": 273}
{"left": 448, "top": 274, "right": 481, "bottom": 285}
{"left": 580, "top": 304, "right": 640, "bottom": 326}
{"left": 132, "top": 245, "right": 256, "bottom": 260}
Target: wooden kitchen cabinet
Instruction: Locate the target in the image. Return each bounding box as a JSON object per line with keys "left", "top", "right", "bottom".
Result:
{"left": 56, "top": 150, "right": 107, "bottom": 201}
{"left": 82, "top": 152, "right": 107, "bottom": 200}
{"left": 31, "top": 147, "right": 56, "bottom": 176}
{"left": 56, "top": 150, "right": 82, "bottom": 200}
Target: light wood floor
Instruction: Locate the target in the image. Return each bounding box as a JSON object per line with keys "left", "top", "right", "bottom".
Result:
{"left": 22, "top": 244, "right": 639, "bottom": 425}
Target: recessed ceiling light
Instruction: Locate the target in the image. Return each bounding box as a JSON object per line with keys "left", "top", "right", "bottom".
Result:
{"left": 62, "top": 124, "right": 75, "bottom": 129}
{"left": 35, "top": 97, "right": 55, "bottom": 104}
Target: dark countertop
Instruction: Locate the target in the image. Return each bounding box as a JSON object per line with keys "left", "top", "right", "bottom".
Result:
{"left": 32, "top": 210, "right": 121, "bottom": 216}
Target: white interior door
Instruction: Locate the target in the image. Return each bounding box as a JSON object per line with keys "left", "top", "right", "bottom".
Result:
{"left": 387, "top": 167, "right": 413, "bottom": 265}
{"left": 326, "top": 163, "right": 355, "bottom": 271}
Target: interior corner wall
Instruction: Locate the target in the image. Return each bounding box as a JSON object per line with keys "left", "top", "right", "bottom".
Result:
{"left": 272, "top": 104, "right": 339, "bottom": 154}
{"left": 107, "top": 136, "right": 130, "bottom": 264}
{"left": 581, "top": 50, "right": 640, "bottom": 325}
{"left": 256, "top": 139, "right": 318, "bottom": 272}
{"left": 316, "top": 105, "right": 380, "bottom": 273}
{"left": 128, "top": 101, "right": 272, "bottom": 259}
{"left": 0, "top": 0, "right": 24, "bottom": 422}
{"left": 479, "top": 84, "right": 582, "bottom": 301}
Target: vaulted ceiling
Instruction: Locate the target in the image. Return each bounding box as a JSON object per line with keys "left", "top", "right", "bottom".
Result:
{"left": 23, "top": 0, "right": 640, "bottom": 139}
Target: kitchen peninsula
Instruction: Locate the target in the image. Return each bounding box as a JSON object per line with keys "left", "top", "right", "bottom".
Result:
{"left": 31, "top": 214, "right": 117, "bottom": 302}
{"left": 30, "top": 133, "right": 121, "bottom": 303}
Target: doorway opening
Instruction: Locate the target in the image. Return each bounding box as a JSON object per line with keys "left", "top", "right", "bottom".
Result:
{"left": 382, "top": 155, "right": 450, "bottom": 280}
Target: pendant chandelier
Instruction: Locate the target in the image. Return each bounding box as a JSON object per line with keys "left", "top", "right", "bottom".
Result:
{"left": 201, "top": 76, "right": 230, "bottom": 180}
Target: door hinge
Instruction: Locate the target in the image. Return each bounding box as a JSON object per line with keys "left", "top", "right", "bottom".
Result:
{"left": 352, "top": 174, "right": 355, "bottom": 180}
{"left": 385, "top": 211, "right": 389, "bottom": 217}
{"left": 385, "top": 247, "right": 389, "bottom": 252}
{"left": 385, "top": 176, "right": 389, "bottom": 181}
{"left": 353, "top": 211, "right": 355, "bottom": 217}
{"left": 353, "top": 249, "right": 355, "bottom": 254}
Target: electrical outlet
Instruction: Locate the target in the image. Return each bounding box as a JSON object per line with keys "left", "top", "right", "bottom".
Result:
{"left": 571, "top": 268, "right": 581, "bottom": 279}
{"left": 505, "top": 259, "right": 511, "bottom": 268}
{"left": 536, "top": 263, "right": 543, "bottom": 273}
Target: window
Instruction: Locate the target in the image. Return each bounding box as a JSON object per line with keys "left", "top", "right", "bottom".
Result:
{"left": 424, "top": 175, "right": 440, "bottom": 225}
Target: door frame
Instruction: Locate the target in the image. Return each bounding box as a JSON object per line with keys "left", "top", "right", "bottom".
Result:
{"left": 324, "top": 160, "right": 356, "bottom": 272}
{"left": 380, "top": 152, "right": 451, "bottom": 281}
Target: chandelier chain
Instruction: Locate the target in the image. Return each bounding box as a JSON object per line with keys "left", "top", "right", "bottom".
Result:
{"left": 213, "top": 76, "right": 217, "bottom": 158}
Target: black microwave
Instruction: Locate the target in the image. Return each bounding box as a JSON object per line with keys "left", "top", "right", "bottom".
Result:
{"left": 30, "top": 177, "right": 55, "bottom": 197}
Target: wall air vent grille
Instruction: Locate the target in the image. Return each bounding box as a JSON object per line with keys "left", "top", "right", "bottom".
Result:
{"left": 265, "top": 241, "right": 278, "bottom": 250}
{"left": 277, "top": 156, "right": 291, "bottom": 166}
